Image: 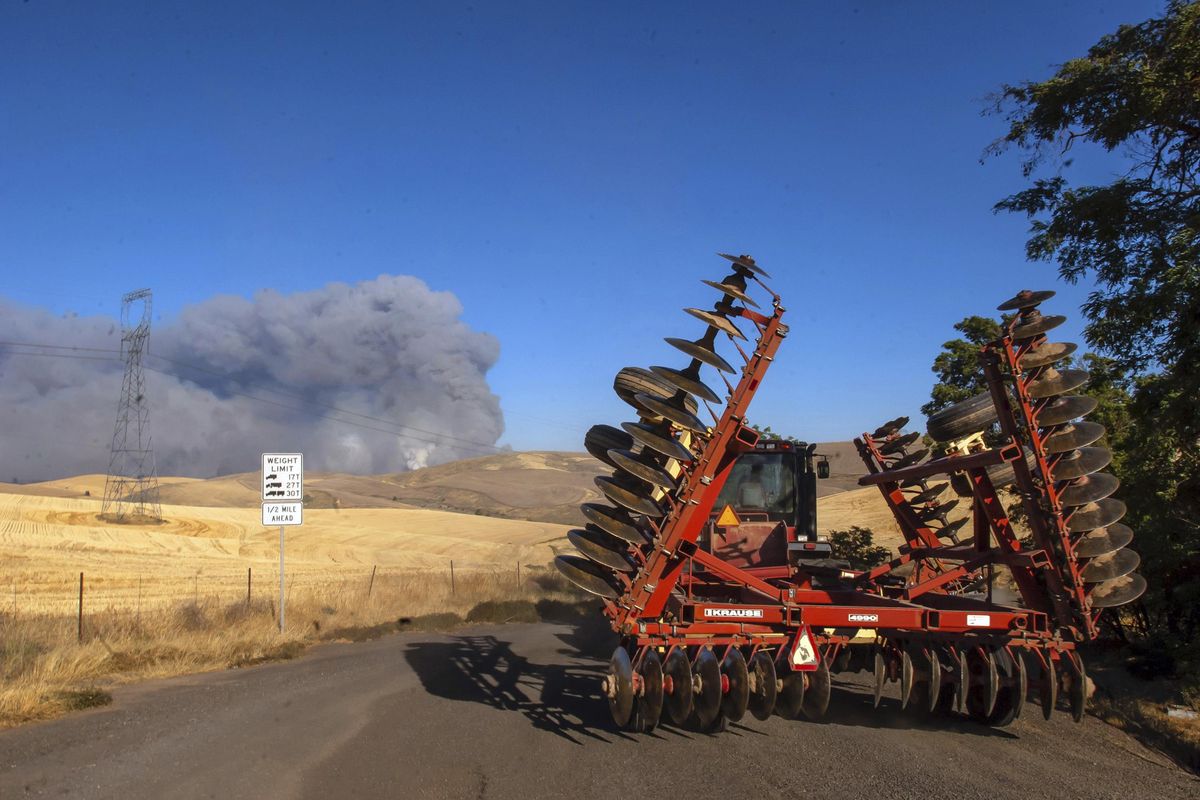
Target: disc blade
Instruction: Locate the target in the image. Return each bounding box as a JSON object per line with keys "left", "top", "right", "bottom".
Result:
{"left": 918, "top": 498, "right": 959, "bottom": 522}
{"left": 934, "top": 517, "right": 969, "bottom": 538}
{"left": 649, "top": 365, "right": 720, "bottom": 404}
{"left": 580, "top": 503, "right": 645, "bottom": 545}
{"left": 568, "top": 526, "right": 634, "bottom": 573}
{"left": 553, "top": 555, "right": 619, "bottom": 599}
{"left": 634, "top": 393, "right": 709, "bottom": 435}
{"left": 717, "top": 252, "right": 771, "bottom": 278}
{"left": 1012, "top": 313, "right": 1067, "bottom": 340}
{"left": 720, "top": 648, "right": 750, "bottom": 723}
{"left": 1021, "top": 341, "right": 1077, "bottom": 369}
{"left": 777, "top": 672, "right": 806, "bottom": 719}
{"left": 1088, "top": 572, "right": 1147, "bottom": 608}
{"left": 1026, "top": 367, "right": 1090, "bottom": 399}
{"left": 692, "top": 648, "right": 722, "bottom": 727}
{"left": 1037, "top": 395, "right": 1099, "bottom": 427}
{"left": 664, "top": 337, "right": 735, "bottom": 373}
{"left": 880, "top": 431, "right": 921, "bottom": 455}
{"left": 801, "top": 660, "right": 831, "bottom": 719}
{"left": 608, "top": 647, "right": 635, "bottom": 727}
{"left": 1043, "top": 421, "right": 1106, "bottom": 453}
{"left": 1079, "top": 547, "right": 1140, "bottom": 582}
{"left": 1073, "top": 522, "right": 1134, "bottom": 558}
{"left": 873, "top": 650, "right": 887, "bottom": 708}
{"left": 594, "top": 476, "right": 666, "bottom": 518}
{"left": 684, "top": 307, "right": 746, "bottom": 340}
{"left": 1051, "top": 446, "right": 1112, "bottom": 480}
{"left": 910, "top": 482, "right": 949, "bottom": 504}
{"left": 608, "top": 448, "right": 677, "bottom": 491}
{"left": 635, "top": 649, "right": 664, "bottom": 732}
{"left": 997, "top": 289, "right": 1056, "bottom": 311}
{"left": 1066, "top": 497, "right": 1127, "bottom": 532}
{"left": 900, "top": 648, "right": 914, "bottom": 710}
{"left": 889, "top": 448, "right": 929, "bottom": 469}
{"left": 1057, "top": 473, "right": 1120, "bottom": 506}
{"left": 621, "top": 421, "right": 693, "bottom": 462}
{"left": 747, "top": 651, "right": 778, "bottom": 721}
{"left": 701, "top": 278, "right": 760, "bottom": 308}
{"left": 1040, "top": 657, "right": 1056, "bottom": 721}
{"left": 873, "top": 416, "right": 910, "bottom": 438}
{"left": 663, "top": 649, "right": 694, "bottom": 725}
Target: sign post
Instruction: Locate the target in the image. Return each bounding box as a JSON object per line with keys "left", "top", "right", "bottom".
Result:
{"left": 262, "top": 453, "right": 303, "bottom": 634}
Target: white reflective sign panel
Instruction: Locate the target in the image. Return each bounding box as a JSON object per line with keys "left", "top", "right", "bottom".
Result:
{"left": 262, "top": 502, "right": 303, "bottom": 526}
{"left": 262, "top": 453, "right": 303, "bottom": 502}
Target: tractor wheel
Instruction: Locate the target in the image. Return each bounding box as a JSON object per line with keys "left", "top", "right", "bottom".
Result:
{"left": 926, "top": 392, "right": 998, "bottom": 443}
{"left": 614, "top": 367, "right": 699, "bottom": 418}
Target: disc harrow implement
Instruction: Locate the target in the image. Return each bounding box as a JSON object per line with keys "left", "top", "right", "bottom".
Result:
{"left": 563, "top": 259, "right": 1141, "bottom": 734}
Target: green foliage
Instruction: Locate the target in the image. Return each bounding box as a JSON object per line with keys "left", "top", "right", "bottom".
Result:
{"left": 990, "top": 1, "right": 1200, "bottom": 651}
{"left": 828, "top": 526, "right": 890, "bottom": 570}
{"left": 747, "top": 423, "right": 802, "bottom": 443}
{"left": 921, "top": 316, "right": 1003, "bottom": 417}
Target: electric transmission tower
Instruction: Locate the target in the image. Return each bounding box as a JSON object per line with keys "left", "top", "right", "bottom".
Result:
{"left": 101, "top": 289, "right": 162, "bottom": 523}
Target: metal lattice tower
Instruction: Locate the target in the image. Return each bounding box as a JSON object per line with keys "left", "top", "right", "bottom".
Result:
{"left": 101, "top": 289, "right": 162, "bottom": 522}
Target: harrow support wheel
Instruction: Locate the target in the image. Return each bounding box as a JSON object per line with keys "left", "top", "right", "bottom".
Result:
{"left": 776, "top": 672, "right": 806, "bottom": 719}
{"left": 662, "top": 649, "right": 694, "bottom": 725}
{"left": 926, "top": 391, "right": 999, "bottom": 442}
{"left": 690, "top": 648, "right": 723, "bottom": 729}
{"left": 747, "top": 651, "right": 778, "bottom": 721}
{"left": 720, "top": 648, "right": 750, "bottom": 723}
{"left": 605, "top": 647, "right": 635, "bottom": 728}
{"left": 630, "top": 649, "right": 664, "bottom": 732}
{"left": 801, "top": 660, "right": 831, "bottom": 720}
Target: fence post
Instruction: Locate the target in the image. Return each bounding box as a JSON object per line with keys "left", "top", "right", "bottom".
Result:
{"left": 77, "top": 572, "right": 84, "bottom": 643}
{"left": 247, "top": 567, "right": 252, "bottom": 608}
{"left": 450, "top": 560, "right": 456, "bottom": 595}
{"left": 516, "top": 562, "right": 520, "bottom": 587}
{"left": 136, "top": 576, "right": 142, "bottom": 627}
{"left": 367, "top": 565, "right": 377, "bottom": 598}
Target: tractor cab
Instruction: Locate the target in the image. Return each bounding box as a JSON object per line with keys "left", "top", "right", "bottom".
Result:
{"left": 702, "top": 439, "right": 834, "bottom": 570}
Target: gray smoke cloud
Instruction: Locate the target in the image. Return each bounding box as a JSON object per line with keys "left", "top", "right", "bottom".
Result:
{"left": 0, "top": 276, "right": 505, "bottom": 481}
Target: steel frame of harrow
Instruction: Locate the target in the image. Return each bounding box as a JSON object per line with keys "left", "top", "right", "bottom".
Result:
{"left": 599, "top": 285, "right": 1089, "bottom": 681}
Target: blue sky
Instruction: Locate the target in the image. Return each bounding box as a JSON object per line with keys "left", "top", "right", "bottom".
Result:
{"left": 0, "top": 1, "right": 1159, "bottom": 451}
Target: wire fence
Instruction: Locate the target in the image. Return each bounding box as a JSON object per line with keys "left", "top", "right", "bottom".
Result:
{"left": 1, "top": 560, "right": 553, "bottom": 640}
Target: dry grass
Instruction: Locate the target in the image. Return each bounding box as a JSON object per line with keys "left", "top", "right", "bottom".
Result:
{"left": 0, "top": 565, "right": 580, "bottom": 728}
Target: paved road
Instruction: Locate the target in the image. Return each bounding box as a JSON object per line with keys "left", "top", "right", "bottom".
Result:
{"left": 0, "top": 621, "right": 1195, "bottom": 800}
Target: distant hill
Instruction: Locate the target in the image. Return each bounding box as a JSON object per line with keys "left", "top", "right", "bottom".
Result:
{"left": 1, "top": 443, "right": 871, "bottom": 529}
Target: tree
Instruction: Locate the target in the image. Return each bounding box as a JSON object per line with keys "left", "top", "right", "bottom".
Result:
{"left": 828, "top": 526, "right": 890, "bottom": 570}
{"left": 990, "top": 1, "right": 1199, "bottom": 662}
{"left": 921, "top": 316, "right": 1002, "bottom": 418}
{"left": 987, "top": 0, "right": 1199, "bottom": 445}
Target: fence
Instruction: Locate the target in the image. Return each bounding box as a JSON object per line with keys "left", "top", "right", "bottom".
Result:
{"left": 2, "top": 560, "right": 554, "bottom": 643}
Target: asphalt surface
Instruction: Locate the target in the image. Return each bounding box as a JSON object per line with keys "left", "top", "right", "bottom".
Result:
{"left": 0, "top": 621, "right": 1195, "bottom": 800}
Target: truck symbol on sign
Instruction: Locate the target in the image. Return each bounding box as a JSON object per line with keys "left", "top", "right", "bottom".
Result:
{"left": 266, "top": 481, "right": 282, "bottom": 489}
{"left": 265, "top": 490, "right": 285, "bottom": 497}
{"left": 264, "top": 473, "right": 278, "bottom": 481}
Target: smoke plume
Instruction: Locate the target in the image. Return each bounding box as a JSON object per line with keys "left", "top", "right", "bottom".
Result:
{"left": 0, "top": 276, "right": 505, "bottom": 481}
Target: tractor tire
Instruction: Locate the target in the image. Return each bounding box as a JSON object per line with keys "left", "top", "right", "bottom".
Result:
{"left": 926, "top": 392, "right": 998, "bottom": 443}
{"left": 614, "top": 367, "right": 699, "bottom": 417}
{"left": 585, "top": 424, "right": 635, "bottom": 468}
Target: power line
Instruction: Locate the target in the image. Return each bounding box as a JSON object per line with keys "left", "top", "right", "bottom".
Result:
{"left": 0, "top": 345, "right": 507, "bottom": 456}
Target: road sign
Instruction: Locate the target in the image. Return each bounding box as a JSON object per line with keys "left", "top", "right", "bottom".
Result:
{"left": 262, "top": 453, "right": 303, "bottom": 501}
{"left": 262, "top": 502, "right": 303, "bottom": 526}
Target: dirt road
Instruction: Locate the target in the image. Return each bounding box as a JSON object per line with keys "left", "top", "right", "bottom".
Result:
{"left": 0, "top": 622, "right": 1194, "bottom": 800}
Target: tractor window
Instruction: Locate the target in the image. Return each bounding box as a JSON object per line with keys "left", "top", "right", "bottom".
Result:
{"left": 714, "top": 452, "right": 796, "bottom": 521}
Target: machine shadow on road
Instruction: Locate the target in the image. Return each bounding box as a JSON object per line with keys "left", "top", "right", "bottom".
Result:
{"left": 404, "top": 633, "right": 632, "bottom": 746}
